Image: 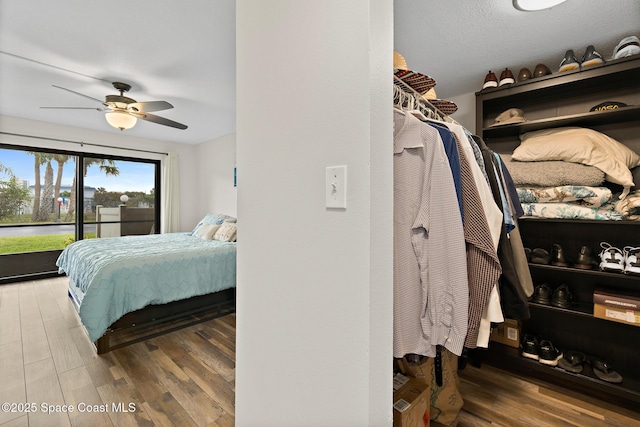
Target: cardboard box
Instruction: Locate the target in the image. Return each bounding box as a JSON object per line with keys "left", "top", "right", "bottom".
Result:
{"left": 594, "top": 303, "right": 640, "bottom": 327}
{"left": 393, "top": 374, "right": 430, "bottom": 427}
{"left": 490, "top": 318, "right": 521, "bottom": 348}
{"left": 593, "top": 288, "right": 640, "bottom": 311}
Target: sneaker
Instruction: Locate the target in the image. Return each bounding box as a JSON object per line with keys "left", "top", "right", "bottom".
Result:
{"left": 623, "top": 246, "right": 640, "bottom": 275}
{"left": 581, "top": 45, "right": 604, "bottom": 68}
{"left": 613, "top": 35, "right": 640, "bottom": 60}
{"left": 482, "top": 71, "right": 498, "bottom": 89}
{"left": 538, "top": 340, "right": 563, "bottom": 366}
{"left": 559, "top": 49, "right": 580, "bottom": 72}
{"left": 498, "top": 68, "right": 515, "bottom": 86}
{"left": 521, "top": 334, "right": 540, "bottom": 360}
{"left": 599, "top": 242, "right": 624, "bottom": 272}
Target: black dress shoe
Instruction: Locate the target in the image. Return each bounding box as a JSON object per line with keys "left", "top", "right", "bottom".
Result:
{"left": 551, "top": 284, "right": 573, "bottom": 308}
{"left": 574, "top": 245, "right": 595, "bottom": 270}
{"left": 533, "top": 63, "right": 552, "bottom": 78}
{"left": 530, "top": 283, "right": 552, "bottom": 305}
{"left": 551, "top": 243, "right": 570, "bottom": 267}
{"left": 517, "top": 67, "right": 532, "bottom": 82}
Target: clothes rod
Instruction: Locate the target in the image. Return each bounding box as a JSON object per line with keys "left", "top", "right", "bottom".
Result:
{"left": 0, "top": 131, "right": 168, "bottom": 156}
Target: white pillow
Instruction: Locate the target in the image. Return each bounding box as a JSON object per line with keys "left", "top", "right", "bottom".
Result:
{"left": 513, "top": 127, "right": 640, "bottom": 195}
{"left": 214, "top": 222, "right": 237, "bottom": 242}
{"left": 193, "top": 223, "right": 220, "bottom": 240}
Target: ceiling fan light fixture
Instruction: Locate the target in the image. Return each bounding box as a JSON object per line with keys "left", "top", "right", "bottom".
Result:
{"left": 105, "top": 111, "right": 137, "bottom": 130}
{"left": 513, "top": 0, "right": 567, "bottom": 11}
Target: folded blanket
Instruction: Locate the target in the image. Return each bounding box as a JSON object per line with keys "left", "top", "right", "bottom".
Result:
{"left": 517, "top": 186, "right": 612, "bottom": 208}
{"left": 521, "top": 202, "right": 623, "bottom": 221}
{"left": 502, "top": 154, "right": 604, "bottom": 187}
{"left": 615, "top": 190, "right": 640, "bottom": 221}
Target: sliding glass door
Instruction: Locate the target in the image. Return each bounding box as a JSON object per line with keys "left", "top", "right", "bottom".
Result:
{"left": 0, "top": 144, "right": 160, "bottom": 283}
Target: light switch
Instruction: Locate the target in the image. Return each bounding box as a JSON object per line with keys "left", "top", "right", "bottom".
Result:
{"left": 326, "top": 165, "right": 347, "bottom": 209}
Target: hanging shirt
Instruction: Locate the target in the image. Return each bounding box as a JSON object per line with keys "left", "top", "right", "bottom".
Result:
{"left": 393, "top": 110, "right": 468, "bottom": 358}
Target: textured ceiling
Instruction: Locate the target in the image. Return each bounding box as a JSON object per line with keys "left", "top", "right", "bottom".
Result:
{"left": 0, "top": 0, "right": 236, "bottom": 145}
{"left": 394, "top": 0, "right": 640, "bottom": 99}
{"left": 0, "top": 1, "right": 638, "bottom": 145}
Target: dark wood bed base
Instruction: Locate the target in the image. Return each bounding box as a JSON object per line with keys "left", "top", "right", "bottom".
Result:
{"left": 68, "top": 288, "right": 236, "bottom": 354}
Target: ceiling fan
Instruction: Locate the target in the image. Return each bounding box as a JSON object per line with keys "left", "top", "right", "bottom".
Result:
{"left": 41, "top": 81, "right": 188, "bottom": 130}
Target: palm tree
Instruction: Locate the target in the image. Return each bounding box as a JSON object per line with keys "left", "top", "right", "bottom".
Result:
{"left": 65, "top": 158, "right": 119, "bottom": 221}
{"left": 36, "top": 159, "right": 55, "bottom": 221}
{"left": 53, "top": 154, "right": 70, "bottom": 207}
{"left": 29, "top": 152, "right": 47, "bottom": 221}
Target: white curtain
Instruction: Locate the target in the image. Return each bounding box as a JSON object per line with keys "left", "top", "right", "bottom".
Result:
{"left": 161, "top": 151, "right": 180, "bottom": 233}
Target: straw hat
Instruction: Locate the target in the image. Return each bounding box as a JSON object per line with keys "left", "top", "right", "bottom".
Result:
{"left": 393, "top": 51, "right": 436, "bottom": 95}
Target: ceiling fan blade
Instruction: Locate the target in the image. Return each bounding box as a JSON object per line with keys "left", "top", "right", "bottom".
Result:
{"left": 131, "top": 112, "right": 188, "bottom": 130}
{"left": 40, "top": 106, "right": 107, "bottom": 111}
{"left": 52, "top": 85, "right": 106, "bottom": 105}
{"left": 128, "top": 100, "right": 173, "bottom": 113}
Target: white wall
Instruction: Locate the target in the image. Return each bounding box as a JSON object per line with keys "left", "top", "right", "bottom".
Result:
{"left": 0, "top": 115, "right": 199, "bottom": 232}
{"left": 449, "top": 91, "right": 476, "bottom": 133}
{"left": 235, "top": 1, "right": 393, "bottom": 426}
{"left": 194, "top": 133, "right": 237, "bottom": 218}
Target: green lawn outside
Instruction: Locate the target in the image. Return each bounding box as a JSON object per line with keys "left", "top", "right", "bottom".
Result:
{"left": 0, "top": 233, "right": 96, "bottom": 255}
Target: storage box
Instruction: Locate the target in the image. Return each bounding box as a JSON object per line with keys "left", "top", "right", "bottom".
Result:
{"left": 490, "top": 318, "right": 521, "bottom": 348}
{"left": 594, "top": 303, "right": 640, "bottom": 327}
{"left": 593, "top": 288, "right": 640, "bottom": 327}
{"left": 393, "top": 374, "right": 429, "bottom": 427}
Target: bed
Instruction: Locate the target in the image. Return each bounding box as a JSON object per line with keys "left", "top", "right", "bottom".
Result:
{"left": 56, "top": 229, "right": 237, "bottom": 354}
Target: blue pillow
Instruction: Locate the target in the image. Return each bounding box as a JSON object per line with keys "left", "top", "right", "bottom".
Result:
{"left": 190, "top": 214, "right": 236, "bottom": 235}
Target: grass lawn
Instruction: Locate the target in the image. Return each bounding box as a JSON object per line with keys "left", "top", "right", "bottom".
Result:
{"left": 0, "top": 233, "right": 96, "bottom": 255}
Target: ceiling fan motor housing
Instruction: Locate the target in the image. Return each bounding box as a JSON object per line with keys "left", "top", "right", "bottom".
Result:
{"left": 105, "top": 94, "right": 136, "bottom": 109}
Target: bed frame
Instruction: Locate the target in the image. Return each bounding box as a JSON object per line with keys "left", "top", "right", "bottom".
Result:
{"left": 68, "top": 288, "right": 236, "bottom": 354}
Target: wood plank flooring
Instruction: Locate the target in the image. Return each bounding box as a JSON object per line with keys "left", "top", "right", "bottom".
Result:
{"left": 1, "top": 277, "right": 639, "bottom": 426}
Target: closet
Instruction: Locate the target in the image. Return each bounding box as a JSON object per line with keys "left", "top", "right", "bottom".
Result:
{"left": 475, "top": 55, "right": 640, "bottom": 409}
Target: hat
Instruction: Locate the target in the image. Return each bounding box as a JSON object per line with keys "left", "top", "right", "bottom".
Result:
{"left": 393, "top": 51, "right": 436, "bottom": 95}
{"left": 490, "top": 108, "right": 527, "bottom": 126}
{"left": 420, "top": 88, "right": 459, "bottom": 115}
{"left": 590, "top": 101, "right": 628, "bottom": 112}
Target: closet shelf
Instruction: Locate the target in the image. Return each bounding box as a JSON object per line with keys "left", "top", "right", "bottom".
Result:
{"left": 477, "top": 50, "right": 640, "bottom": 410}
{"left": 519, "top": 217, "right": 640, "bottom": 226}
{"left": 476, "top": 55, "right": 640, "bottom": 102}
{"left": 528, "top": 264, "right": 640, "bottom": 283}
{"left": 482, "top": 343, "right": 640, "bottom": 408}
{"left": 482, "top": 106, "right": 640, "bottom": 139}
{"left": 529, "top": 301, "right": 593, "bottom": 317}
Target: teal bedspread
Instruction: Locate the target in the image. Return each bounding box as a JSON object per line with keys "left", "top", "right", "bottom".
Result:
{"left": 56, "top": 233, "right": 236, "bottom": 342}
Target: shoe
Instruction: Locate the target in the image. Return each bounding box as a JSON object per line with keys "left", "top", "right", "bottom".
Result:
{"left": 623, "top": 246, "right": 640, "bottom": 275}
{"left": 599, "top": 242, "right": 624, "bottom": 272}
{"left": 482, "top": 71, "right": 498, "bottom": 89}
{"left": 574, "top": 245, "right": 596, "bottom": 270}
{"left": 530, "top": 248, "right": 550, "bottom": 265}
{"left": 517, "top": 67, "right": 532, "bottom": 82}
{"left": 588, "top": 356, "right": 623, "bottom": 383}
{"left": 613, "top": 35, "right": 640, "bottom": 60}
{"left": 538, "top": 340, "right": 562, "bottom": 366}
{"left": 551, "top": 243, "right": 570, "bottom": 267}
{"left": 581, "top": 45, "right": 604, "bottom": 68}
{"left": 559, "top": 49, "right": 580, "bottom": 72}
{"left": 521, "top": 334, "right": 540, "bottom": 360}
{"left": 530, "top": 283, "right": 552, "bottom": 305}
{"left": 524, "top": 247, "right": 532, "bottom": 262}
{"left": 558, "top": 350, "right": 586, "bottom": 374}
{"left": 551, "top": 284, "right": 573, "bottom": 308}
{"left": 533, "top": 63, "right": 552, "bottom": 78}
{"left": 498, "top": 68, "right": 515, "bottom": 86}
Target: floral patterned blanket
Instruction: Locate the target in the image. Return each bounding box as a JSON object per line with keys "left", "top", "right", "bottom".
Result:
{"left": 517, "top": 185, "right": 640, "bottom": 221}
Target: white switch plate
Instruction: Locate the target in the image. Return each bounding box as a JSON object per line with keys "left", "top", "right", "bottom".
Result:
{"left": 326, "top": 165, "right": 347, "bottom": 209}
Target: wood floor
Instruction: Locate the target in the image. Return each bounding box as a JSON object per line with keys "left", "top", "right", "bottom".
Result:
{"left": 1, "top": 277, "right": 639, "bottom": 426}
